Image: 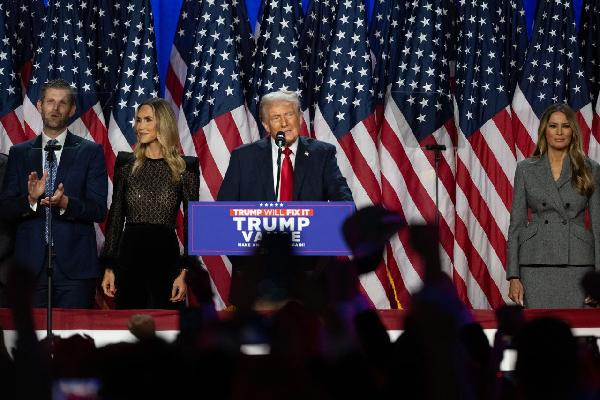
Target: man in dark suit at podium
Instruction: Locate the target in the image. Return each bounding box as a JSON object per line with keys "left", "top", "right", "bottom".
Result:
{"left": 217, "top": 90, "right": 353, "bottom": 203}
{"left": 0, "top": 79, "right": 108, "bottom": 309}
{"left": 217, "top": 90, "right": 354, "bottom": 305}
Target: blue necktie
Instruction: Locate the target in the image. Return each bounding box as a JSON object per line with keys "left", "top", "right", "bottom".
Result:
{"left": 45, "top": 139, "right": 59, "bottom": 244}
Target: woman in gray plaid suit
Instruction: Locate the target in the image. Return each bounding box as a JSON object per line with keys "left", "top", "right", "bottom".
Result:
{"left": 507, "top": 103, "right": 600, "bottom": 308}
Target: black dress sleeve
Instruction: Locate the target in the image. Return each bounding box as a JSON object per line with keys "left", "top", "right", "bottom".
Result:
{"left": 99, "top": 152, "right": 133, "bottom": 272}
{"left": 181, "top": 156, "right": 200, "bottom": 257}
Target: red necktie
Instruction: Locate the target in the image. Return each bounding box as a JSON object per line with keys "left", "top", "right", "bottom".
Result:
{"left": 280, "top": 148, "right": 294, "bottom": 201}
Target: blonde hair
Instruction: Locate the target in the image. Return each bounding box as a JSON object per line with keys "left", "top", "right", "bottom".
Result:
{"left": 132, "top": 98, "right": 186, "bottom": 182}
{"left": 532, "top": 103, "right": 594, "bottom": 197}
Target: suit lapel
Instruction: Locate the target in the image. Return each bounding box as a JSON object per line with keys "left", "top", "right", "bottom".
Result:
{"left": 55, "top": 131, "right": 80, "bottom": 190}
{"left": 27, "top": 135, "right": 44, "bottom": 177}
{"left": 531, "top": 153, "right": 567, "bottom": 217}
{"left": 293, "top": 137, "right": 310, "bottom": 200}
{"left": 256, "top": 138, "right": 276, "bottom": 200}
{"left": 555, "top": 155, "right": 572, "bottom": 189}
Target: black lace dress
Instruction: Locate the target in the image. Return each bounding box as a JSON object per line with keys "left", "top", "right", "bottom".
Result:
{"left": 102, "top": 152, "right": 199, "bottom": 309}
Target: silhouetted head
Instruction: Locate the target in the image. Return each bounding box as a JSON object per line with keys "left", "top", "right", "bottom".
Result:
{"left": 343, "top": 205, "right": 405, "bottom": 273}
{"left": 515, "top": 317, "right": 579, "bottom": 399}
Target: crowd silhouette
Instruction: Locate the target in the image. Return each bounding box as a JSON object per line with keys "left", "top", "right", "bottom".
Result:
{"left": 1, "top": 206, "right": 600, "bottom": 399}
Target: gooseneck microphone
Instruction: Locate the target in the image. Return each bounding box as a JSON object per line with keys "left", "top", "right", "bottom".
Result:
{"left": 275, "top": 131, "right": 285, "bottom": 149}
{"left": 44, "top": 143, "right": 62, "bottom": 152}
{"left": 44, "top": 143, "right": 62, "bottom": 163}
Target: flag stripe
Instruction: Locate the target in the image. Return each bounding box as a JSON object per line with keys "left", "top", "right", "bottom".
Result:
{"left": 511, "top": 85, "right": 538, "bottom": 159}
{"left": 166, "top": 62, "right": 185, "bottom": 113}
{"left": 455, "top": 156, "right": 507, "bottom": 269}
{"left": 469, "top": 127, "right": 513, "bottom": 212}
{"left": 1, "top": 110, "right": 26, "bottom": 148}
{"left": 454, "top": 213, "right": 502, "bottom": 308}
{"left": 380, "top": 115, "right": 455, "bottom": 260}
{"left": 192, "top": 128, "right": 223, "bottom": 201}
{"left": 337, "top": 129, "right": 381, "bottom": 204}
{"left": 79, "top": 105, "right": 114, "bottom": 179}
{"left": 214, "top": 112, "right": 244, "bottom": 154}
{"left": 201, "top": 255, "right": 232, "bottom": 307}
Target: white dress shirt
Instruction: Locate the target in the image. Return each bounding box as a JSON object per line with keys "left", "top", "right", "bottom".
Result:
{"left": 270, "top": 137, "right": 298, "bottom": 201}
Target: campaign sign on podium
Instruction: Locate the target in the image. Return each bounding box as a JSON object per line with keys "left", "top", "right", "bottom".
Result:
{"left": 189, "top": 201, "right": 355, "bottom": 255}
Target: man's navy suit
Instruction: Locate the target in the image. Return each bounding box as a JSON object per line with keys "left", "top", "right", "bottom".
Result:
{"left": 217, "top": 136, "right": 353, "bottom": 306}
{"left": 0, "top": 153, "right": 15, "bottom": 307}
{"left": 0, "top": 132, "right": 107, "bottom": 307}
{"left": 217, "top": 136, "right": 353, "bottom": 202}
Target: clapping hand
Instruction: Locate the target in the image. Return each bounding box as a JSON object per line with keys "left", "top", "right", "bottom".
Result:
{"left": 27, "top": 170, "right": 48, "bottom": 204}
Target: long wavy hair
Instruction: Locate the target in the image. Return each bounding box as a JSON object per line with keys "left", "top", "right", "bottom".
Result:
{"left": 532, "top": 103, "right": 594, "bottom": 197}
{"left": 132, "top": 98, "right": 186, "bottom": 182}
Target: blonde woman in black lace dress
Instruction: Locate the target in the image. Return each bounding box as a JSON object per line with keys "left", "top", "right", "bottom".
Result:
{"left": 101, "top": 98, "right": 199, "bottom": 309}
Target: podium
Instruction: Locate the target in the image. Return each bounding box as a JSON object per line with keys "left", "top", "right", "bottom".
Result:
{"left": 188, "top": 201, "right": 355, "bottom": 256}
{"left": 189, "top": 201, "right": 355, "bottom": 306}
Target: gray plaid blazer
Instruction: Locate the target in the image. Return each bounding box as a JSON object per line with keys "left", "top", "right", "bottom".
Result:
{"left": 506, "top": 152, "right": 600, "bottom": 279}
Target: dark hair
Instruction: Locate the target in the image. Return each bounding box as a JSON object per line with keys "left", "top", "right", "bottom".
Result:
{"left": 39, "top": 79, "right": 76, "bottom": 106}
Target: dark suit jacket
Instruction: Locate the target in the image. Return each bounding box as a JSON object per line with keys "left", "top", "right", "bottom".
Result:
{"left": 507, "top": 153, "right": 600, "bottom": 279}
{"left": 0, "top": 132, "right": 108, "bottom": 279}
{"left": 0, "top": 153, "right": 15, "bottom": 306}
{"left": 217, "top": 136, "right": 353, "bottom": 305}
{"left": 217, "top": 136, "right": 354, "bottom": 202}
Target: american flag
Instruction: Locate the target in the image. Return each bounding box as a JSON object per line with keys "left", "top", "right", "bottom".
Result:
{"left": 233, "top": 0, "right": 256, "bottom": 100}
{"left": 298, "top": 0, "right": 335, "bottom": 129}
{"left": 80, "top": 0, "right": 128, "bottom": 124}
{"left": 253, "top": 0, "right": 266, "bottom": 39}
{"left": 579, "top": 0, "right": 600, "bottom": 154}
{"left": 310, "top": 0, "right": 389, "bottom": 308}
{"left": 23, "top": 1, "right": 109, "bottom": 159}
{"left": 177, "top": 0, "right": 259, "bottom": 309}
{"left": 0, "top": 2, "right": 27, "bottom": 154}
{"left": 454, "top": 0, "right": 515, "bottom": 309}
{"left": 379, "top": 0, "right": 457, "bottom": 308}
{"left": 5, "top": 0, "right": 45, "bottom": 99}
{"left": 368, "top": 0, "right": 391, "bottom": 70}
{"left": 578, "top": 0, "right": 600, "bottom": 108}
{"left": 104, "top": 0, "right": 160, "bottom": 158}
{"left": 165, "top": 0, "right": 201, "bottom": 119}
{"left": 491, "top": 0, "right": 528, "bottom": 102}
{"left": 166, "top": 0, "right": 254, "bottom": 112}
{"left": 249, "top": 0, "right": 308, "bottom": 136}
{"left": 368, "top": 0, "right": 407, "bottom": 127}
{"left": 511, "top": 0, "right": 595, "bottom": 160}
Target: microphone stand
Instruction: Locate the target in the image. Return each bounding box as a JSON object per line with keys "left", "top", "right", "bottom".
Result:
{"left": 45, "top": 143, "right": 60, "bottom": 340}
{"left": 275, "top": 146, "right": 283, "bottom": 201}
{"left": 423, "top": 144, "right": 446, "bottom": 228}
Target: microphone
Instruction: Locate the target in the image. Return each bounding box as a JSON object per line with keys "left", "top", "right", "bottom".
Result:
{"left": 44, "top": 143, "right": 62, "bottom": 152}
{"left": 275, "top": 131, "right": 285, "bottom": 149}
{"left": 424, "top": 144, "right": 446, "bottom": 151}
